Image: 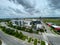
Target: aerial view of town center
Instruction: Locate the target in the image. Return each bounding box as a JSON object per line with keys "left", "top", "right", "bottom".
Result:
{"left": 0, "top": 0, "right": 60, "bottom": 45}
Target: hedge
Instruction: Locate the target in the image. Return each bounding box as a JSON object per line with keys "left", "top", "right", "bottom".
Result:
{"left": 34, "top": 39, "right": 37, "bottom": 45}
{"left": 0, "top": 40, "right": 2, "bottom": 45}
{"left": 41, "top": 41, "right": 45, "bottom": 45}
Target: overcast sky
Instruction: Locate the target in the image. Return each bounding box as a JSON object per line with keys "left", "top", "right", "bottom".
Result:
{"left": 0, "top": 0, "right": 60, "bottom": 18}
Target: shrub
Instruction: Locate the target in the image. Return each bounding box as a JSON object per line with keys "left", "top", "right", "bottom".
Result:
{"left": 21, "top": 36, "right": 27, "bottom": 40}
{"left": 15, "top": 31, "right": 19, "bottom": 37}
{"left": 35, "top": 30, "right": 39, "bottom": 34}
{"left": 18, "top": 32, "right": 27, "bottom": 40}
{"left": 38, "top": 41, "right": 40, "bottom": 43}
{"left": 1, "top": 26, "right": 28, "bottom": 41}
{"left": 19, "top": 32, "right": 24, "bottom": 39}
{"left": 32, "top": 39, "right": 34, "bottom": 41}
{"left": 28, "top": 37, "right": 32, "bottom": 43}
{"left": 41, "top": 41, "right": 45, "bottom": 45}
{"left": 34, "top": 39, "right": 37, "bottom": 45}
{"left": 39, "top": 29, "right": 44, "bottom": 32}
{"left": 28, "top": 29, "right": 33, "bottom": 33}
{"left": 0, "top": 40, "right": 2, "bottom": 45}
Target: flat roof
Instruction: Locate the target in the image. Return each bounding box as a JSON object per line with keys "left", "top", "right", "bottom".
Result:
{"left": 52, "top": 25, "right": 60, "bottom": 28}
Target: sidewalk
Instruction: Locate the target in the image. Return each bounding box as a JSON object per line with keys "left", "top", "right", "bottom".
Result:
{"left": 42, "top": 33, "right": 48, "bottom": 45}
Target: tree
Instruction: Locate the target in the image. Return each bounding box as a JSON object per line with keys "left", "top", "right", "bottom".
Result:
{"left": 29, "top": 28, "right": 33, "bottom": 33}
{"left": 34, "top": 39, "right": 37, "bottom": 45}
{"left": 19, "top": 32, "right": 23, "bottom": 39}
{"left": 15, "top": 31, "right": 19, "bottom": 37}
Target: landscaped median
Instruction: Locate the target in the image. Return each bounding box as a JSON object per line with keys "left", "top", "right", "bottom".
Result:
{"left": 0, "top": 39, "right": 2, "bottom": 45}
{"left": 0, "top": 26, "right": 46, "bottom": 45}
{"left": 0, "top": 26, "right": 28, "bottom": 40}
{"left": 34, "top": 39, "right": 37, "bottom": 45}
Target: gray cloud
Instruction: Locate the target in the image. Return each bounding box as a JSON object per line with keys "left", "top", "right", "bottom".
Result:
{"left": 9, "top": 0, "right": 36, "bottom": 15}
{"left": 9, "top": 0, "right": 34, "bottom": 8}
{"left": 0, "top": 0, "right": 60, "bottom": 19}
{"left": 49, "top": 0, "right": 60, "bottom": 9}
{"left": 9, "top": 7, "right": 23, "bottom": 13}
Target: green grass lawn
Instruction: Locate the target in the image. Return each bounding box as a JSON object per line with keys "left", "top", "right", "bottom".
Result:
{"left": 43, "top": 19, "right": 60, "bottom": 26}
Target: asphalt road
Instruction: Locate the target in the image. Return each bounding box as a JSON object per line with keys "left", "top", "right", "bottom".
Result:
{"left": 1, "top": 22, "right": 60, "bottom": 45}
{"left": 47, "top": 35, "right": 60, "bottom": 45}
{"left": 41, "top": 21, "right": 60, "bottom": 45}
{"left": 41, "top": 21, "right": 52, "bottom": 33}
{"left": 0, "top": 30, "right": 27, "bottom": 45}
{"left": 0, "top": 22, "right": 43, "bottom": 45}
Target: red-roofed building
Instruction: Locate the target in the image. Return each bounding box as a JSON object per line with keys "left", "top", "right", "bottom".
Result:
{"left": 46, "top": 22, "right": 60, "bottom": 31}
{"left": 46, "top": 22, "right": 53, "bottom": 26}
{"left": 52, "top": 25, "right": 60, "bottom": 31}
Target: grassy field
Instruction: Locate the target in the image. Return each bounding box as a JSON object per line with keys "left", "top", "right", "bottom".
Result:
{"left": 43, "top": 19, "right": 60, "bottom": 26}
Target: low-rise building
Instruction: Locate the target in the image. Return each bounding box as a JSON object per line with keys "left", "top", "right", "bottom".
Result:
{"left": 11, "top": 19, "right": 43, "bottom": 30}
{"left": 47, "top": 22, "right": 60, "bottom": 31}
{"left": 52, "top": 25, "right": 60, "bottom": 31}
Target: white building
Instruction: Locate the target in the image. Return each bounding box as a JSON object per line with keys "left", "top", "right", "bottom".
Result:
{"left": 24, "top": 20, "right": 32, "bottom": 28}
{"left": 11, "top": 19, "right": 43, "bottom": 30}
{"left": 11, "top": 20, "right": 24, "bottom": 27}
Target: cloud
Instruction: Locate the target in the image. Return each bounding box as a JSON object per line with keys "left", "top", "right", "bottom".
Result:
{"left": 49, "top": 0, "right": 60, "bottom": 9}
{"left": 0, "top": 0, "right": 60, "bottom": 18}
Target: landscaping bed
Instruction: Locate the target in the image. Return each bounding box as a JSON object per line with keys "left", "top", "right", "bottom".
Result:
{"left": 41, "top": 41, "right": 45, "bottom": 45}
{"left": 0, "top": 26, "right": 45, "bottom": 45}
